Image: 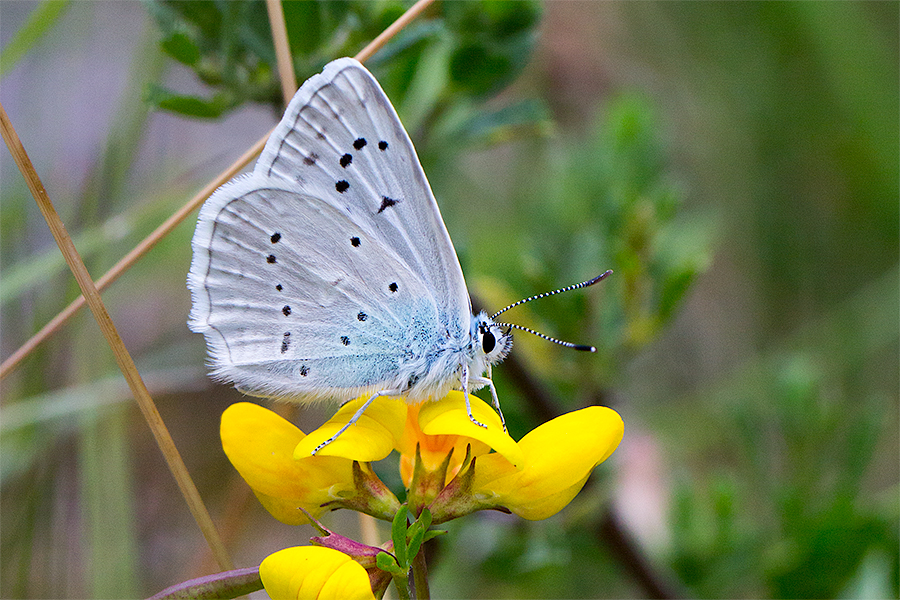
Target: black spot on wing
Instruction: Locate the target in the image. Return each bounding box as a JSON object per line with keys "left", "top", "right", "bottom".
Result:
{"left": 275, "top": 284, "right": 283, "bottom": 291}
{"left": 336, "top": 180, "right": 349, "bottom": 193}
{"left": 299, "top": 364, "right": 309, "bottom": 376}
{"left": 378, "top": 141, "right": 388, "bottom": 151}
{"left": 281, "top": 332, "right": 290, "bottom": 354}
{"left": 282, "top": 305, "right": 292, "bottom": 316}
{"left": 267, "top": 254, "right": 277, "bottom": 264}
{"left": 303, "top": 153, "right": 318, "bottom": 166}
{"left": 377, "top": 196, "right": 399, "bottom": 213}
{"left": 340, "top": 153, "right": 352, "bottom": 168}
{"left": 353, "top": 138, "right": 367, "bottom": 150}
{"left": 350, "top": 237, "right": 360, "bottom": 247}
{"left": 357, "top": 311, "right": 367, "bottom": 321}
{"left": 341, "top": 336, "right": 350, "bottom": 346}
{"left": 270, "top": 232, "right": 281, "bottom": 243}
{"left": 389, "top": 282, "right": 398, "bottom": 293}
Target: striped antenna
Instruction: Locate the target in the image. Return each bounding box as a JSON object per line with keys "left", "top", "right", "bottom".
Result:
{"left": 490, "top": 270, "right": 613, "bottom": 320}
{"left": 494, "top": 322, "right": 597, "bottom": 352}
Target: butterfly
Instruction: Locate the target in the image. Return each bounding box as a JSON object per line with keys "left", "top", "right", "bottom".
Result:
{"left": 188, "top": 58, "right": 608, "bottom": 452}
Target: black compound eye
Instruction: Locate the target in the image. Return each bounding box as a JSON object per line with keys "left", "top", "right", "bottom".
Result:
{"left": 482, "top": 329, "right": 496, "bottom": 354}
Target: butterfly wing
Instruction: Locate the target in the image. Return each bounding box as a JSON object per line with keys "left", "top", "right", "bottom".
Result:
{"left": 188, "top": 58, "right": 472, "bottom": 401}
{"left": 256, "top": 58, "right": 470, "bottom": 314}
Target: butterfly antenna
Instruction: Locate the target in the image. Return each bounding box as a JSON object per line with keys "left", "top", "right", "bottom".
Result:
{"left": 490, "top": 270, "right": 613, "bottom": 320}
{"left": 494, "top": 322, "right": 597, "bottom": 352}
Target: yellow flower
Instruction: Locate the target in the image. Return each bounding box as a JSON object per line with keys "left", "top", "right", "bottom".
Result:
{"left": 403, "top": 391, "right": 523, "bottom": 484}
{"left": 260, "top": 546, "right": 376, "bottom": 600}
{"left": 220, "top": 402, "right": 361, "bottom": 524}
{"left": 470, "top": 406, "right": 624, "bottom": 520}
{"left": 293, "top": 391, "right": 523, "bottom": 485}
{"left": 222, "top": 395, "right": 623, "bottom": 525}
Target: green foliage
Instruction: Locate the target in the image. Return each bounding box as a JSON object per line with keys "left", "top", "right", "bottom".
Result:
{"left": 144, "top": 0, "right": 283, "bottom": 116}
{"left": 666, "top": 339, "right": 900, "bottom": 598}
{"left": 144, "top": 0, "right": 542, "bottom": 119}
{"left": 380, "top": 506, "right": 442, "bottom": 575}
{"left": 552, "top": 95, "right": 706, "bottom": 358}
{"left": 441, "top": 92, "right": 707, "bottom": 413}
{"left": 444, "top": 0, "right": 540, "bottom": 96}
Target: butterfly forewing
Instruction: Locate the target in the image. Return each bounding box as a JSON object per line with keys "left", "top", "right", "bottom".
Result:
{"left": 256, "top": 58, "right": 471, "bottom": 317}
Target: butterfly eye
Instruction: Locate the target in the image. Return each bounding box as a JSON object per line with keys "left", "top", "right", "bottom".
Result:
{"left": 482, "top": 329, "right": 496, "bottom": 354}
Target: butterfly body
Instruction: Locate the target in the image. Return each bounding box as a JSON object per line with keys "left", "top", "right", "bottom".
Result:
{"left": 188, "top": 58, "right": 512, "bottom": 410}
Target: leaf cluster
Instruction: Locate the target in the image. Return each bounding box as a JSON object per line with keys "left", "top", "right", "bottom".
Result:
{"left": 144, "top": 0, "right": 541, "bottom": 120}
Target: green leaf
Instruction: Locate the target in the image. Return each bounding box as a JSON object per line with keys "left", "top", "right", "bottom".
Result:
{"left": 0, "top": 0, "right": 70, "bottom": 78}
{"left": 160, "top": 31, "right": 200, "bottom": 65}
{"left": 422, "top": 529, "right": 447, "bottom": 543}
{"left": 375, "top": 551, "right": 402, "bottom": 576}
{"left": 282, "top": 1, "right": 353, "bottom": 56}
{"left": 396, "top": 35, "right": 452, "bottom": 133}
{"left": 157, "top": 0, "right": 223, "bottom": 40}
{"left": 406, "top": 527, "right": 425, "bottom": 563}
{"left": 145, "top": 84, "right": 234, "bottom": 118}
{"left": 448, "top": 43, "right": 512, "bottom": 96}
{"left": 391, "top": 505, "right": 409, "bottom": 568}
{"left": 444, "top": 0, "right": 541, "bottom": 39}
{"left": 418, "top": 507, "right": 433, "bottom": 530}
{"left": 405, "top": 509, "right": 433, "bottom": 564}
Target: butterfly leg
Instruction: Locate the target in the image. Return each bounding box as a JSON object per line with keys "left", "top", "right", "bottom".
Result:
{"left": 469, "top": 374, "right": 507, "bottom": 433}
{"left": 461, "top": 363, "right": 487, "bottom": 429}
{"left": 484, "top": 364, "right": 507, "bottom": 432}
{"left": 311, "top": 390, "right": 400, "bottom": 455}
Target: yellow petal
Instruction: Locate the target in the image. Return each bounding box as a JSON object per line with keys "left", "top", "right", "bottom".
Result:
{"left": 260, "top": 546, "right": 376, "bottom": 600}
{"left": 469, "top": 452, "right": 519, "bottom": 498}
{"left": 221, "top": 403, "right": 355, "bottom": 522}
{"left": 395, "top": 402, "right": 492, "bottom": 486}
{"left": 252, "top": 489, "right": 317, "bottom": 526}
{"left": 515, "top": 406, "right": 623, "bottom": 492}
{"left": 293, "top": 395, "right": 408, "bottom": 460}
{"left": 472, "top": 406, "right": 624, "bottom": 520}
{"left": 320, "top": 560, "right": 377, "bottom": 600}
{"left": 505, "top": 474, "right": 591, "bottom": 521}
{"left": 418, "top": 391, "right": 523, "bottom": 468}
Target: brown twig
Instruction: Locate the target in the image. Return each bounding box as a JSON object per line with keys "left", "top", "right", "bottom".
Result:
{"left": 265, "top": 0, "right": 298, "bottom": 104}
{"left": 355, "top": 0, "right": 435, "bottom": 64}
{"left": 0, "top": 101, "right": 234, "bottom": 571}
{"left": 598, "top": 508, "right": 681, "bottom": 599}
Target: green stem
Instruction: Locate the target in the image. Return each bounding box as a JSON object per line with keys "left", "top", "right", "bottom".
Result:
{"left": 411, "top": 549, "right": 430, "bottom": 600}
{"left": 392, "top": 573, "right": 411, "bottom": 600}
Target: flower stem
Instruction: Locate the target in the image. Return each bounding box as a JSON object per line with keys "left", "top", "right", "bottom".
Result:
{"left": 392, "top": 573, "right": 411, "bottom": 600}
{"left": 411, "top": 548, "right": 430, "bottom": 600}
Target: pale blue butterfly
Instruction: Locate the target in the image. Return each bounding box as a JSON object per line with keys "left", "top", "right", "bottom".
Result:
{"left": 188, "top": 58, "right": 608, "bottom": 453}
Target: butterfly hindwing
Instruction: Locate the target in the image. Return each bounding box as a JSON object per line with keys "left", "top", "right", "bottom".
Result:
{"left": 191, "top": 177, "right": 456, "bottom": 399}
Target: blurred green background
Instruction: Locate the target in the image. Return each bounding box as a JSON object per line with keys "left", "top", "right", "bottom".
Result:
{"left": 1, "top": 1, "right": 897, "bottom": 598}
